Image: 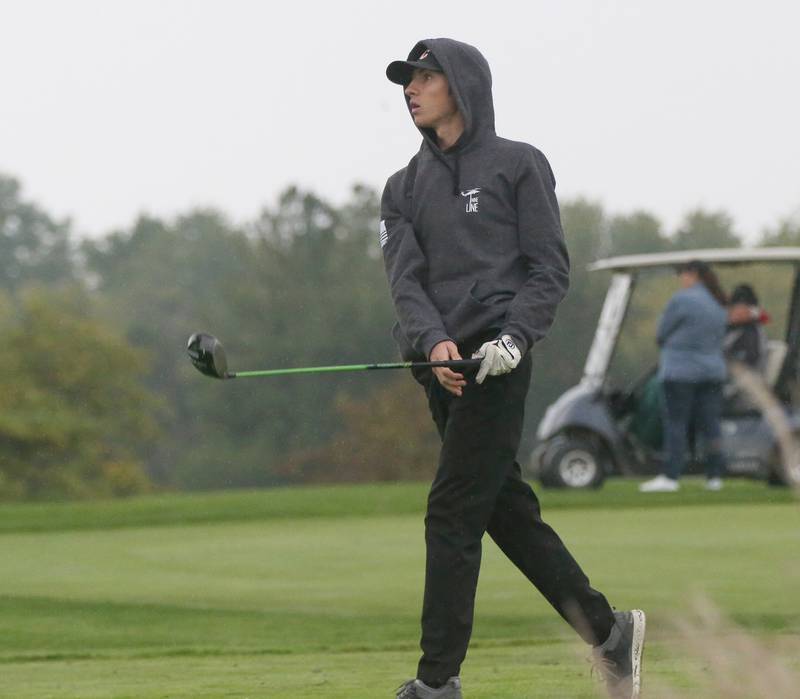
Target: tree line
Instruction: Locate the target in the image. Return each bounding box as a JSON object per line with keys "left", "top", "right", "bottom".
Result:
{"left": 1, "top": 172, "right": 798, "bottom": 499}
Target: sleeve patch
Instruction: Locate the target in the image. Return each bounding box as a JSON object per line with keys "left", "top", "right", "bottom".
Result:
{"left": 379, "top": 219, "right": 388, "bottom": 248}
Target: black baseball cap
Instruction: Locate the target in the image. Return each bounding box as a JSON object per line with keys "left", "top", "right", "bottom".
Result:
{"left": 386, "top": 47, "right": 443, "bottom": 85}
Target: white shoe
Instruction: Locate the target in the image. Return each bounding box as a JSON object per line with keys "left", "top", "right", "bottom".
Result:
{"left": 639, "top": 475, "right": 680, "bottom": 493}
{"left": 705, "top": 477, "right": 723, "bottom": 491}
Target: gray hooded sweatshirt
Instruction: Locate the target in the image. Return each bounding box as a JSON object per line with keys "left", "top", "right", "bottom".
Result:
{"left": 380, "top": 38, "right": 570, "bottom": 361}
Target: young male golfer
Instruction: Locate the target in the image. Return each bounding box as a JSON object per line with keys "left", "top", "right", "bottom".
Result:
{"left": 380, "top": 39, "right": 645, "bottom": 699}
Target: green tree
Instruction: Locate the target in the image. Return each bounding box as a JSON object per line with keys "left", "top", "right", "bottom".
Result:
{"left": 228, "top": 185, "right": 396, "bottom": 482}
{"left": 83, "top": 210, "right": 263, "bottom": 488}
{"left": 83, "top": 186, "right": 396, "bottom": 490}
{"left": 279, "top": 374, "right": 439, "bottom": 483}
{"left": 608, "top": 210, "right": 670, "bottom": 256}
{"left": 0, "top": 288, "right": 160, "bottom": 500}
{"left": 0, "top": 174, "right": 75, "bottom": 292}
{"left": 671, "top": 209, "right": 741, "bottom": 250}
{"left": 759, "top": 214, "right": 800, "bottom": 246}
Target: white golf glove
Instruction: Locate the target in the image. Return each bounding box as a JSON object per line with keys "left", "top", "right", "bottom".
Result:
{"left": 472, "top": 334, "right": 521, "bottom": 384}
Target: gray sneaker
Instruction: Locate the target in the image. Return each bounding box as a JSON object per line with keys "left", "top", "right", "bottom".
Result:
{"left": 592, "top": 610, "right": 646, "bottom": 699}
{"left": 395, "top": 677, "right": 462, "bottom": 699}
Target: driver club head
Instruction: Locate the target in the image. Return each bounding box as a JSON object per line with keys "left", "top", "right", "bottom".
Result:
{"left": 187, "top": 332, "right": 231, "bottom": 379}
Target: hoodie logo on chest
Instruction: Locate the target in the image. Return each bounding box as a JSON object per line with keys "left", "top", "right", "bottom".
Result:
{"left": 460, "top": 188, "right": 480, "bottom": 213}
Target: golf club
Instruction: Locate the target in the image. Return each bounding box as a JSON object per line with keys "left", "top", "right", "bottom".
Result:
{"left": 187, "top": 332, "right": 482, "bottom": 380}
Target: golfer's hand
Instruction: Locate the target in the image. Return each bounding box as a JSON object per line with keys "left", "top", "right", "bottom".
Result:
{"left": 472, "top": 335, "right": 521, "bottom": 384}
{"left": 430, "top": 340, "right": 466, "bottom": 397}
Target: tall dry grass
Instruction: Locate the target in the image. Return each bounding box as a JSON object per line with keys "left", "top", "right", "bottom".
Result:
{"left": 594, "top": 365, "right": 800, "bottom": 697}
{"left": 659, "top": 365, "right": 797, "bottom": 698}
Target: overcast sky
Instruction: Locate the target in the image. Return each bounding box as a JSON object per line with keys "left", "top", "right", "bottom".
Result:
{"left": 2, "top": 0, "right": 799, "bottom": 241}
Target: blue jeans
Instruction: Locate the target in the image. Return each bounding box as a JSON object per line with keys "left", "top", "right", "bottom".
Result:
{"left": 661, "top": 380, "right": 725, "bottom": 480}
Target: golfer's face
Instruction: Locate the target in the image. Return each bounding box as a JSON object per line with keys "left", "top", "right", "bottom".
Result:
{"left": 404, "top": 69, "right": 459, "bottom": 129}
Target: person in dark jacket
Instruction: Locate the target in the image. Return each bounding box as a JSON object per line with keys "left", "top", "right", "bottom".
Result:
{"left": 724, "top": 283, "right": 768, "bottom": 372}
{"left": 640, "top": 260, "right": 728, "bottom": 493}
{"left": 381, "top": 39, "right": 645, "bottom": 699}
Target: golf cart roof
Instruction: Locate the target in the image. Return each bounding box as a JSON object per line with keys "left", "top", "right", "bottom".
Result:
{"left": 588, "top": 247, "right": 800, "bottom": 272}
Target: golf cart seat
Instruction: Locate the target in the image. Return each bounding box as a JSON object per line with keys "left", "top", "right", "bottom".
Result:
{"left": 764, "top": 340, "right": 787, "bottom": 387}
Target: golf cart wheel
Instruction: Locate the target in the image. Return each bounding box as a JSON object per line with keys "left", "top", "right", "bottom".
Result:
{"left": 539, "top": 434, "right": 606, "bottom": 489}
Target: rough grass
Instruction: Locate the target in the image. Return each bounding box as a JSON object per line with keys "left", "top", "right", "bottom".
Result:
{"left": 0, "top": 478, "right": 797, "bottom": 698}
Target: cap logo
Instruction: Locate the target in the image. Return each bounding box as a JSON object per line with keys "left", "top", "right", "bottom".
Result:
{"left": 418, "top": 50, "right": 431, "bottom": 60}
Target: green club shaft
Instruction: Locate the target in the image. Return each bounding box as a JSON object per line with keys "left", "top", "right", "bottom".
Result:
{"left": 230, "top": 359, "right": 480, "bottom": 379}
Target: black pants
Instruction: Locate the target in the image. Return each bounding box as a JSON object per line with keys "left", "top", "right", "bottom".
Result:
{"left": 416, "top": 352, "right": 615, "bottom": 686}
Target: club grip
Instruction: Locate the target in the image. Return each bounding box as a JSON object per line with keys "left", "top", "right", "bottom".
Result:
{"left": 417, "top": 358, "right": 483, "bottom": 370}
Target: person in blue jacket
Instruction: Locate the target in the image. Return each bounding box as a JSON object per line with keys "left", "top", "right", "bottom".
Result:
{"left": 640, "top": 260, "right": 728, "bottom": 493}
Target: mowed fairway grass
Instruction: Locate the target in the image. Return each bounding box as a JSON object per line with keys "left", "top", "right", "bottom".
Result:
{"left": 0, "top": 480, "right": 798, "bottom": 698}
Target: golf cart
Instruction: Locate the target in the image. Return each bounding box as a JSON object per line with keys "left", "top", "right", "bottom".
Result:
{"left": 532, "top": 248, "right": 800, "bottom": 489}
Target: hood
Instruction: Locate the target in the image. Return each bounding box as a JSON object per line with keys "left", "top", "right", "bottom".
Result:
{"left": 401, "top": 38, "right": 495, "bottom": 154}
